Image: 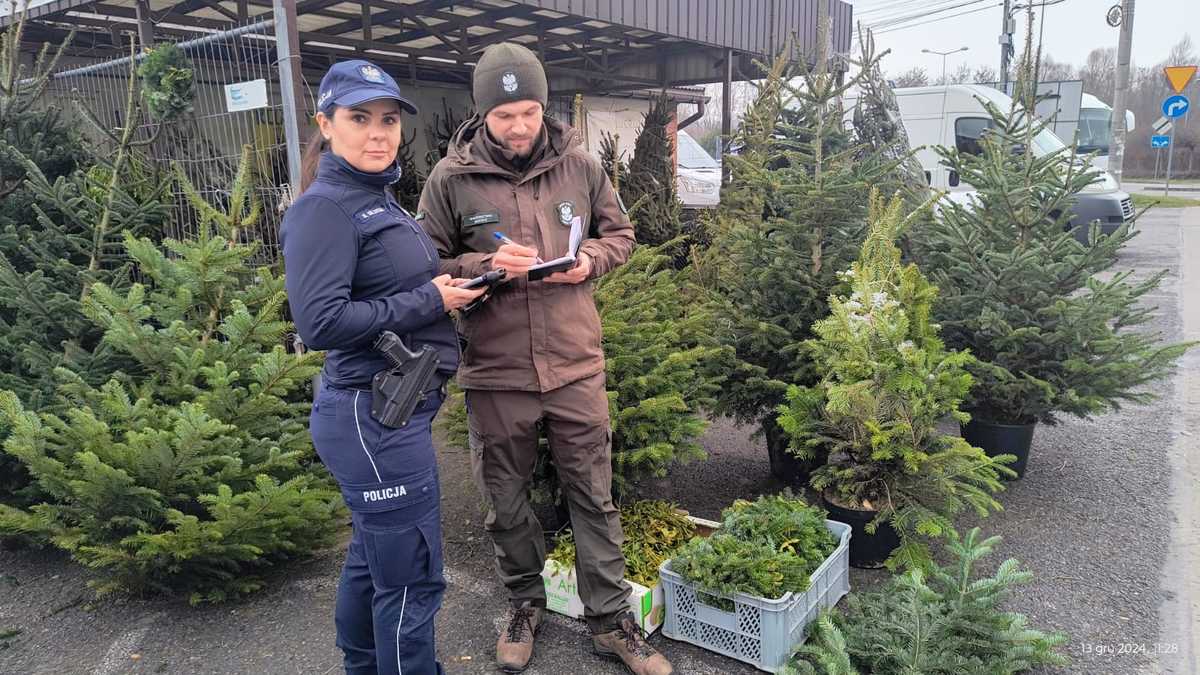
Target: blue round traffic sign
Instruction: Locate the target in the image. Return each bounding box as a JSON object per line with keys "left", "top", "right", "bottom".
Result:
{"left": 1163, "top": 94, "right": 1190, "bottom": 118}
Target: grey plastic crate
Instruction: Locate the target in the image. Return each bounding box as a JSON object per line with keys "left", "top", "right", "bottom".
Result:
{"left": 659, "top": 520, "right": 851, "bottom": 673}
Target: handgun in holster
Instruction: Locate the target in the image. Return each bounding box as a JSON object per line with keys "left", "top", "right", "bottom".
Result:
{"left": 370, "top": 331, "right": 441, "bottom": 428}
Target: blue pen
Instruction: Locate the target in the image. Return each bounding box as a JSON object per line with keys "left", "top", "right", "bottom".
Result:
{"left": 493, "top": 231, "right": 543, "bottom": 263}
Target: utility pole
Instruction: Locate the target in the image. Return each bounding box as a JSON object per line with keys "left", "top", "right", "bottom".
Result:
{"left": 1000, "top": 0, "right": 1014, "bottom": 88}
{"left": 1109, "top": 0, "right": 1135, "bottom": 185}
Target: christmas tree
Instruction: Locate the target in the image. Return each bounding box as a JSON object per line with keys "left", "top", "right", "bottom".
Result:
{"left": 910, "top": 22, "right": 1191, "bottom": 426}
{"left": 594, "top": 243, "right": 733, "bottom": 493}
{"left": 598, "top": 130, "right": 626, "bottom": 194}
{"left": 0, "top": 26, "right": 174, "bottom": 504}
{"left": 622, "top": 93, "right": 683, "bottom": 248}
{"left": 0, "top": 16, "right": 81, "bottom": 501}
{"left": 783, "top": 529, "right": 1067, "bottom": 674}
{"left": 0, "top": 148, "right": 341, "bottom": 603}
{"left": 0, "top": 13, "right": 80, "bottom": 227}
{"left": 777, "top": 191, "right": 1011, "bottom": 570}
{"left": 703, "top": 29, "right": 897, "bottom": 474}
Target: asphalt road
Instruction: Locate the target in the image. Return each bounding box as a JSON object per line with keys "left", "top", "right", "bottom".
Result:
{"left": 1, "top": 207, "right": 1197, "bottom": 675}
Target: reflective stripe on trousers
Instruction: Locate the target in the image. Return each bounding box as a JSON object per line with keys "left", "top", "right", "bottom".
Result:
{"left": 311, "top": 381, "right": 447, "bottom": 675}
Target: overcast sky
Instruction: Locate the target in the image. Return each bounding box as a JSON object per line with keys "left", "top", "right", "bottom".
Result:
{"left": 857, "top": 0, "right": 1199, "bottom": 83}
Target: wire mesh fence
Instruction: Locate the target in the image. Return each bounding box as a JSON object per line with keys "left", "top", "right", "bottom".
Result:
{"left": 42, "top": 19, "right": 291, "bottom": 265}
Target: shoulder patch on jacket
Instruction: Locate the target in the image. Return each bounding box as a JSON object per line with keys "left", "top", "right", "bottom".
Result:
{"left": 556, "top": 201, "right": 575, "bottom": 225}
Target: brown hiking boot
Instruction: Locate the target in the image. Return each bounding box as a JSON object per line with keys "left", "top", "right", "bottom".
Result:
{"left": 496, "top": 601, "right": 543, "bottom": 673}
{"left": 592, "top": 614, "right": 673, "bottom": 675}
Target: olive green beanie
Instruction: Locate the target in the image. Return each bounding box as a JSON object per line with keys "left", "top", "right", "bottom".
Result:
{"left": 472, "top": 42, "right": 548, "bottom": 114}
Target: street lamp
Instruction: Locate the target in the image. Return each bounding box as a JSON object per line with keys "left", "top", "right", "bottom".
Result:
{"left": 922, "top": 46, "right": 970, "bottom": 83}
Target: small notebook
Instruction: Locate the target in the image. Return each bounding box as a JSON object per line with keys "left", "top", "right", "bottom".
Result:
{"left": 527, "top": 216, "right": 584, "bottom": 281}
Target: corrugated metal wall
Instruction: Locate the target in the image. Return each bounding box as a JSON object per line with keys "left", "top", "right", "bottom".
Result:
{"left": 513, "top": 0, "right": 852, "bottom": 58}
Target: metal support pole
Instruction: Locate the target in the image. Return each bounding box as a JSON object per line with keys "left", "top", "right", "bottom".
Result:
{"left": 274, "top": 0, "right": 306, "bottom": 194}
{"left": 1110, "top": 0, "right": 1135, "bottom": 184}
{"left": 135, "top": 0, "right": 154, "bottom": 50}
{"left": 1165, "top": 122, "right": 1176, "bottom": 196}
{"left": 722, "top": 48, "right": 733, "bottom": 185}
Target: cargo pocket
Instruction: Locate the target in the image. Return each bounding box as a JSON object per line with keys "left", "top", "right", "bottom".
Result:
{"left": 464, "top": 392, "right": 493, "bottom": 509}
{"left": 343, "top": 465, "right": 438, "bottom": 514}
{"left": 361, "top": 507, "right": 444, "bottom": 588}
{"left": 590, "top": 426, "right": 615, "bottom": 498}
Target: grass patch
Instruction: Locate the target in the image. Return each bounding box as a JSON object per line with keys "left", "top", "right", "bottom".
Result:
{"left": 1132, "top": 193, "right": 1200, "bottom": 209}
{"left": 1127, "top": 177, "right": 1200, "bottom": 184}
{"left": 0, "top": 627, "right": 21, "bottom": 650}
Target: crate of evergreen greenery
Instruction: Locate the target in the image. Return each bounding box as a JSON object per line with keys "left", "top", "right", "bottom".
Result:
{"left": 659, "top": 494, "right": 851, "bottom": 672}
{"left": 541, "top": 501, "right": 720, "bottom": 634}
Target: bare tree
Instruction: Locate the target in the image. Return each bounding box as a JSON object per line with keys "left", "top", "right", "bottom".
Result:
{"left": 937, "top": 62, "right": 973, "bottom": 85}
{"left": 890, "top": 66, "right": 929, "bottom": 88}
{"left": 1036, "top": 53, "right": 1076, "bottom": 82}
{"left": 972, "top": 65, "right": 999, "bottom": 84}
{"left": 1078, "top": 47, "right": 1117, "bottom": 100}
{"left": 1167, "top": 34, "right": 1196, "bottom": 67}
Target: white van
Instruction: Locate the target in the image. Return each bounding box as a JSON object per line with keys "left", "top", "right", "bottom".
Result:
{"left": 886, "top": 84, "right": 1134, "bottom": 237}
{"left": 1077, "top": 92, "right": 1136, "bottom": 172}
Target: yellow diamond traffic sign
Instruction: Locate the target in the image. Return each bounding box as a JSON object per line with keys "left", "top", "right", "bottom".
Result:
{"left": 1164, "top": 65, "right": 1197, "bottom": 94}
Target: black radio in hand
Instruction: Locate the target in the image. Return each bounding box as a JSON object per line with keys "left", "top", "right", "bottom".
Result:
{"left": 370, "top": 331, "right": 440, "bottom": 428}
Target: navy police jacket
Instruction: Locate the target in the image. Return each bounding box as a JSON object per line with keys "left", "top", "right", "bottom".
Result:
{"left": 281, "top": 151, "right": 459, "bottom": 388}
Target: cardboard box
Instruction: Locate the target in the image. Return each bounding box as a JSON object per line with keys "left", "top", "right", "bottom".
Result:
{"left": 540, "top": 515, "right": 721, "bottom": 635}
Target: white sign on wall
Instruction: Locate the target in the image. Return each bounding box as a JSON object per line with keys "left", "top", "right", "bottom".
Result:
{"left": 581, "top": 96, "right": 651, "bottom": 163}
{"left": 224, "top": 79, "right": 269, "bottom": 113}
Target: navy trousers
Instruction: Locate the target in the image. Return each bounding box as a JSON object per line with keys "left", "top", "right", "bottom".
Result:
{"left": 311, "top": 381, "right": 446, "bottom": 675}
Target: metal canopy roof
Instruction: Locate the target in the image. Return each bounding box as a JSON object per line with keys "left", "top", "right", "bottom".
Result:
{"left": 7, "top": 0, "right": 853, "bottom": 90}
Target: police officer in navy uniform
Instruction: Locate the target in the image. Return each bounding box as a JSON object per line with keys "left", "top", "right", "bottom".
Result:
{"left": 281, "top": 59, "right": 485, "bottom": 675}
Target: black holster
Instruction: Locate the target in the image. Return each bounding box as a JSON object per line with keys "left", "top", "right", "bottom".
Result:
{"left": 370, "top": 331, "right": 441, "bottom": 428}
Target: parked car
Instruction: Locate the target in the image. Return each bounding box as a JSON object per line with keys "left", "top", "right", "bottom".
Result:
{"left": 676, "top": 130, "right": 721, "bottom": 208}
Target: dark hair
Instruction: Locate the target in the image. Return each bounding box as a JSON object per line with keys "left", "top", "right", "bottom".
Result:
{"left": 299, "top": 124, "right": 328, "bottom": 195}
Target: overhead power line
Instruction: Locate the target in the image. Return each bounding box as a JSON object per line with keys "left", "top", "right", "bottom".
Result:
{"left": 861, "top": 0, "right": 982, "bottom": 24}
{"left": 865, "top": 0, "right": 997, "bottom": 30}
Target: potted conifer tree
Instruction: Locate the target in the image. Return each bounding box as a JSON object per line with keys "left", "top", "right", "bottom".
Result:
{"left": 703, "top": 40, "right": 886, "bottom": 488}
{"left": 778, "top": 192, "right": 1013, "bottom": 570}
{"left": 911, "top": 46, "right": 1192, "bottom": 477}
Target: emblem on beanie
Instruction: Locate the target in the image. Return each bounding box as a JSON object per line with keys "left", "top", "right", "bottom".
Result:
{"left": 557, "top": 201, "right": 575, "bottom": 225}
{"left": 317, "top": 90, "right": 332, "bottom": 107}
{"left": 359, "top": 64, "right": 384, "bottom": 83}
{"left": 501, "top": 71, "right": 519, "bottom": 93}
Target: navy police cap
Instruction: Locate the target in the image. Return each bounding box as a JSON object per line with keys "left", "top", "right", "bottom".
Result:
{"left": 316, "top": 60, "right": 418, "bottom": 115}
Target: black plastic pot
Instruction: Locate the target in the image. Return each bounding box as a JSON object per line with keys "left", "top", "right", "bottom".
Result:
{"left": 820, "top": 495, "right": 900, "bottom": 569}
{"left": 961, "top": 418, "right": 1036, "bottom": 479}
{"left": 763, "top": 416, "right": 823, "bottom": 487}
